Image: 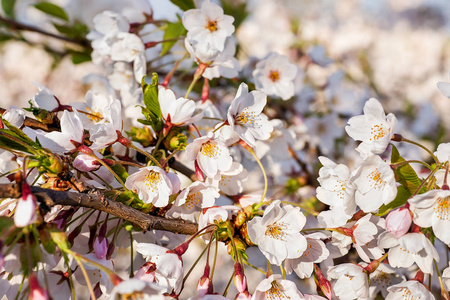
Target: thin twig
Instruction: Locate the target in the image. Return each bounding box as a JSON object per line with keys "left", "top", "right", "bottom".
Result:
{"left": 0, "top": 16, "right": 91, "bottom": 48}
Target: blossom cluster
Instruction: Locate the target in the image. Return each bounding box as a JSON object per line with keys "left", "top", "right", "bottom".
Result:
{"left": 1, "top": 0, "right": 450, "bottom": 300}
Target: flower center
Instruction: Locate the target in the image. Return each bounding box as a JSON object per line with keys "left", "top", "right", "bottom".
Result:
{"left": 206, "top": 19, "right": 218, "bottom": 32}
{"left": 235, "top": 107, "right": 257, "bottom": 126}
{"left": 120, "top": 292, "right": 145, "bottom": 300}
{"left": 434, "top": 196, "right": 450, "bottom": 221}
{"left": 86, "top": 107, "right": 103, "bottom": 122}
{"left": 268, "top": 70, "right": 280, "bottom": 82}
{"left": 265, "top": 222, "right": 287, "bottom": 241}
{"left": 201, "top": 141, "right": 220, "bottom": 158}
{"left": 266, "top": 281, "right": 289, "bottom": 299}
{"left": 144, "top": 171, "right": 161, "bottom": 193}
{"left": 185, "top": 191, "right": 201, "bottom": 210}
{"left": 367, "top": 169, "right": 385, "bottom": 190}
{"left": 371, "top": 271, "right": 391, "bottom": 289}
{"left": 369, "top": 123, "right": 389, "bottom": 141}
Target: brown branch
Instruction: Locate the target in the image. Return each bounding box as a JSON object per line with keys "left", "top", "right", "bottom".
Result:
{"left": 0, "top": 16, "right": 91, "bottom": 48}
{"left": 0, "top": 183, "right": 198, "bottom": 235}
{"left": 0, "top": 108, "right": 60, "bottom": 132}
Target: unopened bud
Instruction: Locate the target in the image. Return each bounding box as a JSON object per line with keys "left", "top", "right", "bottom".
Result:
{"left": 94, "top": 237, "right": 108, "bottom": 260}
{"left": 134, "top": 262, "right": 156, "bottom": 283}
{"left": 234, "top": 263, "right": 247, "bottom": 293}
{"left": 29, "top": 273, "right": 49, "bottom": 300}
{"left": 385, "top": 208, "right": 412, "bottom": 238}
{"left": 314, "top": 264, "right": 332, "bottom": 300}
{"left": 128, "top": 126, "right": 154, "bottom": 147}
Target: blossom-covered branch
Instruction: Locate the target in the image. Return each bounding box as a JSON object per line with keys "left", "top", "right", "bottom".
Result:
{"left": 0, "top": 183, "right": 198, "bottom": 235}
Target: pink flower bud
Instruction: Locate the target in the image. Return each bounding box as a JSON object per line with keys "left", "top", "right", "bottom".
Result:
{"left": 385, "top": 208, "right": 412, "bottom": 238}
{"left": 29, "top": 273, "right": 49, "bottom": 300}
{"left": 73, "top": 154, "right": 100, "bottom": 172}
{"left": 134, "top": 262, "right": 156, "bottom": 283}
{"left": 14, "top": 183, "right": 37, "bottom": 227}
{"left": 235, "top": 291, "right": 252, "bottom": 300}
{"left": 94, "top": 236, "right": 108, "bottom": 260}
{"left": 234, "top": 263, "right": 247, "bottom": 293}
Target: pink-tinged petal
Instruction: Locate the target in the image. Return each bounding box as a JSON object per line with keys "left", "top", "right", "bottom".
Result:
{"left": 14, "top": 194, "right": 37, "bottom": 227}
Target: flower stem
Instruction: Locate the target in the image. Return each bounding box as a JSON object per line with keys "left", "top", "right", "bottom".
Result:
{"left": 73, "top": 256, "right": 96, "bottom": 300}
{"left": 395, "top": 137, "right": 440, "bottom": 164}
{"left": 434, "top": 259, "right": 450, "bottom": 299}
{"left": 129, "top": 143, "right": 162, "bottom": 168}
{"left": 185, "top": 64, "right": 208, "bottom": 98}
{"left": 243, "top": 145, "right": 268, "bottom": 209}
{"left": 391, "top": 160, "right": 432, "bottom": 170}
{"left": 91, "top": 154, "right": 127, "bottom": 190}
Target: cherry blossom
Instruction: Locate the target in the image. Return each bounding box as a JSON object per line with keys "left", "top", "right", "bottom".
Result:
{"left": 247, "top": 200, "right": 307, "bottom": 265}
{"left": 136, "top": 243, "right": 184, "bottom": 294}
{"left": 327, "top": 263, "right": 369, "bottom": 300}
{"left": 125, "top": 166, "right": 180, "bottom": 207}
{"left": 166, "top": 181, "right": 219, "bottom": 222}
{"left": 227, "top": 83, "right": 273, "bottom": 147}
{"left": 252, "top": 52, "right": 297, "bottom": 100}
{"left": 378, "top": 232, "right": 439, "bottom": 274}
{"left": 345, "top": 98, "right": 397, "bottom": 159}
{"left": 38, "top": 110, "right": 84, "bottom": 154}
{"left": 182, "top": 0, "right": 234, "bottom": 54}
{"left": 408, "top": 189, "right": 450, "bottom": 245}
{"left": 159, "top": 87, "right": 203, "bottom": 127}
{"left": 316, "top": 156, "right": 356, "bottom": 227}
{"left": 251, "top": 274, "right": 304, "bottom": 300}
{"left": 385, "top": 280, "right": 435, "bottom": 300}
{"left": 185, "top": 132, "right": 233, "bottom": 178}
{"left": 351, "top": 155, "right": 397, "bottom": 213}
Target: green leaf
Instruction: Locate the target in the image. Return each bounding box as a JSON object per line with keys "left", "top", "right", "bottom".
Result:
{"left": 169, "top": 0, "right": 195, "bottom": 11}
{"left": 70, "top": 50, "right": 92, "bottom": 64}
{"left": 1, "top": 119, "right": 38, "bottom": 147}
{"left": 142, "top": 73, "right": 161, "bottom": 119}
{"left": 161, "top": 21, "right": 186, "bottom": 56}
{"left": 53, "top": 21, "right": 89, "bottom": 40}
{"left": 391, "top": 144, "right": 422, "bottom": 194}
{"left": 34, "top": 2, "right": 69, "bottom": 21}
{"left": 377, "top": 185, "right": 411, "bottom": 216}
{"left": 0, "top": 133, "right": 34, "bottom": 154}
{"left": 1, "top": 0, "right": 15, "bottom": 17}
{"left": 0, "top": 217, "right": 14, "bottom": 236}
{"left": 50, "top": 228, "right": 70, "bottom": 252}
{"left": 40, "top": 226, "right": 57, "bottom": 254}
{"left": 109, "top": 161, "right": 129, "bottom": 183}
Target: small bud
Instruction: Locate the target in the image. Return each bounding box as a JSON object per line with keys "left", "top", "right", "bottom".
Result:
{"left": 134, "top": 262, "right": 156, "bottom": 283}
{"left": 29, "top": 273, "right": 49, "bottom": 300}
{"left": 128, "top": 126, "right": 154, "bottom": 147}
{"left": 314, "top": 264, "right": 332, "bottom": 300}
{"left": 197, "top": 268, "right": 213, "bottom": 297}
{"left": 14, "top": 182, "right": 37, "bottom": 227}
{"left": 234, "top": 262, "right": 247, "bottom": 293}
{"left": 195, "top": 160, "right": 205, "bottom": 181}
{"left": 385, "top": 208, "right": 412, "bottom": 238}
{"left": 168, "top": 133, "right": 187, "bottom": 151}
{"left": 73, "top": 154, "right": 100, "bottom": 172}
{"left": 94, "top": 236, "right": 108, "bottom": 260}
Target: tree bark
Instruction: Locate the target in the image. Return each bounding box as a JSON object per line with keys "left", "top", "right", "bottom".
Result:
{"left": 0, "top": 183, "right": 198, "bottom": 235}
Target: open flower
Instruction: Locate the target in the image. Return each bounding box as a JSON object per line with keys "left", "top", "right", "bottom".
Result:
{"left": 327, "top": 263, "right": 369, "bottom": 300}
{"left": 185, "top": 132, "right": 233, "bottom": 178}
{"left": 351, "top": 155, "right": 397, "bottom": 213}
{"left": 159, "top": 87, "right": 203, "bottom": 127}
{"left": 252, "top": 52, "right": 297, "bottom": 100}
{"left": 378, "top": 232, "right": 439, "bottom": 274}
{"left": 182, "top": 0, "right": 234, "bottom": 54}
{"left": 251, "top": 274, "right": 304, "bottom": 300}
{"left": 385, "top": 280, "right": 435, "bottom": 300}
{"left": 39, "top": 110, "right": 84, "bottom": 154}
{"left": 125, "top": 166, "right": 180, "bottom": 207}
{"left": 227, "top": 83, "right": 273, "bottom": 147}
{"left": 316, "top": 156, "right": 356, "bottom": 227}
{"left": 247, "top": 200, "right": 307, "bottom": 265}
{"left": 408, "top": 189, "right": 450, "bottom": 245}
{"left": 345, "top": 98, "right": 397, "bottom": 159}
